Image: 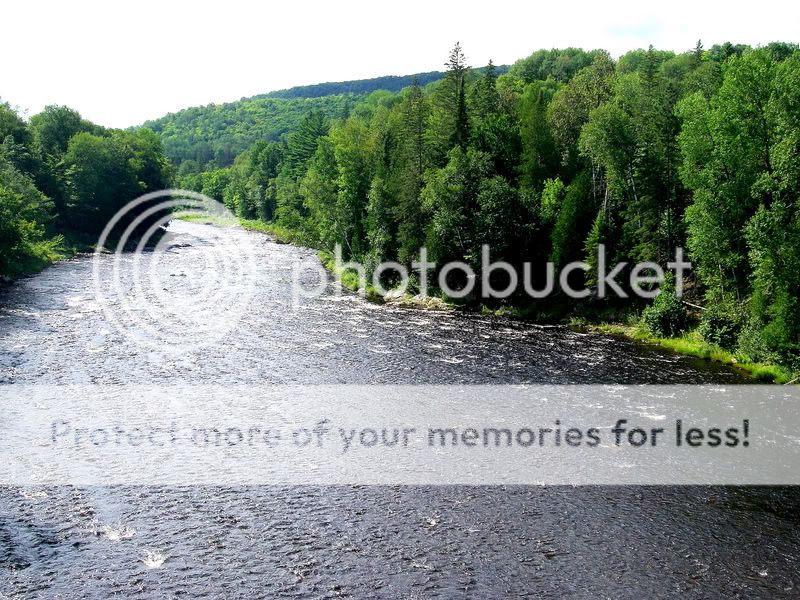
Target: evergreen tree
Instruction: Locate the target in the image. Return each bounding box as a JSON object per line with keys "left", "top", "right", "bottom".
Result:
{"left": 394, "top": 79, "right": 429, "bottom": 263}
{"left": 426, "top": 42, "right": 470, "bottom": 165}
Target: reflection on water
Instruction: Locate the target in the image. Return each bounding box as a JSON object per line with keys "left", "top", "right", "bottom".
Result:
{"left": 1, "top": 222, "right": 797, "bottom": 598}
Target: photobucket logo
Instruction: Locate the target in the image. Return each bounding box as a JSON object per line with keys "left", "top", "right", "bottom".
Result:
{"left": 292, "top": 244, "right": 691, "bottom": 305}
{"left": 92, "top": 190, "right": 257, "bottom": 354}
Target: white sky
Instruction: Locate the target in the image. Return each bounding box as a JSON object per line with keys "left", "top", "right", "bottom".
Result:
{"left": 2, "top": 0, "right": 798, "bottom": 128}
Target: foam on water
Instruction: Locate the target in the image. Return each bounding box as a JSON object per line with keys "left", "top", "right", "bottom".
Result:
{"left": 140, "top": 550, "right": 167, "bottom": 569}
{"left": 93, "top": 522, "right": 136, "bottom": 541}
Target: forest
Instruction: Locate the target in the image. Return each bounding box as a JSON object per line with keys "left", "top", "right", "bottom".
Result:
{"left": 142, "top": 67, "right": 508, "bottom": 172}
{"left": 0, "top": 103, "right": 171, "bottom": 275}
{"left": 170, "top": 42, "right": 800, "bottom": 371}
{"left": 2, "top": 41, "right": 799, "bottom": 373}
{"left": 260, "top": 71, "right": 451, "bottom": 100}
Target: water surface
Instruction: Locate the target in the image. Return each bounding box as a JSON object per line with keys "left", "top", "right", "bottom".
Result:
{"left": 1, "top": 222, "right": 796, "bottom": 598}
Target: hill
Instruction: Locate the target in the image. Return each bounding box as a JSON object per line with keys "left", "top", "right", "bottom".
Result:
{"left": 256, "top": 71, "right": 446, "bottom": 99}
{"left": 142, "top": 66, "right": 508, "bottom": 170}
{"left": 142, "top": 95, "right": 352, "bottom": 171}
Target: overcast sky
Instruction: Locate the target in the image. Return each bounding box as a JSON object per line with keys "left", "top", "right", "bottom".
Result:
{"left": 2, "top": 0, "right": 797, "bottom": 128}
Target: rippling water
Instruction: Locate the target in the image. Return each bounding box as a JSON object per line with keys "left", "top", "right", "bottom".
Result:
{"left": 1, "top": 222, "right": 797, "bottom": 598}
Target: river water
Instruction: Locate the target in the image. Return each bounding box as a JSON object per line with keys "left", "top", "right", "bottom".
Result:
{"left": 0, "top": 222, "right": 798, "bottom": 597}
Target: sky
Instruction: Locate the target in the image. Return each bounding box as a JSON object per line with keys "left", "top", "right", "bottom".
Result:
{"left": 2, "top": 0, "right": 798, "bottom": 128}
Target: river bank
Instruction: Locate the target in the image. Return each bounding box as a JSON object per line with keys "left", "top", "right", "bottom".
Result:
{"left": 0, "top": 231, "right": 97, "bottom": 284}
{"left": 234, "top": 217, "right": 797, "bottom": 385}
{"left": 16, "top": 213, "right": 791, "bottom": 385}
{"left": 568, "top": 320, "right": 795, "bottom": 384}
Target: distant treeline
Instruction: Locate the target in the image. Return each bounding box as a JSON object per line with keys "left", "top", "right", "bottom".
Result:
{"left": 258, "top": 71, "right": 448, "bottom": 99}
{"left": 173, "top": 42, "right": 800, "bottom": 370}
{"left": 0, "top": 104, "right": 171, "bottom": 275}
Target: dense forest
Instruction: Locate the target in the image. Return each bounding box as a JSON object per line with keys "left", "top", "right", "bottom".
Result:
{"left": 142, "top": 67, "right": 508, "bottom": 172}
{"left": 259, "top": 71, "right": 449, "bottom": 100}
{"left": 143, "top": 95, "right": 352, "bottom": 173}
{"left": 2, "top": 42, "right": 799, "bottom": 372}
{"left": 170, "top": 42, "right": 800, "bottom": 371}
{"left": 0, "top": 103, "right": 171, "bottom": 275}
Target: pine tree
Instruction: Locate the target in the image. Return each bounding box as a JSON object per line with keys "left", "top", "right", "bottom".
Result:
{"left": 518, "top": 82, "right": 557, "bottom": 192}
{"left": 693, "top": 39, "right": 704, "bottom": 64}
{"left": 448, "top": 42, "right": 470, "bottom": 149}
{"left": 472, "top": 60, "right": 500, "bottom": 117}
{"left": 394, "top": 78, "right": 428, "bottom": 264}
{"left": 425, "top": 42, "right": 471, "bottom": 165}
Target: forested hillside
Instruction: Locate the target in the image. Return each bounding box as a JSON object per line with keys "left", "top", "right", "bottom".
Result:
{"left": 258, "top": 71, "right": 448, "bottom": 99}
{"left": 0, "top": 103, "right": 171, "bottom": 276}
{"left": 174, "top": 41, "right": 800, "bottom": 371}
{"left": 142, "top": 95, "right": 352, "bottom": 174}
{"left": 141, "top": 67, "right": 507, "bottom": 173}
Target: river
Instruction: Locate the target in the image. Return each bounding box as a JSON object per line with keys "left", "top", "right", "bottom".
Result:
{"left": 0, "top": 221, "right": 798, "bottom": 597}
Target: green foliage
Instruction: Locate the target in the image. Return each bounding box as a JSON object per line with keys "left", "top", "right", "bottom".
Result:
{"left": 698, "top": 303, "right": 745, "bottom": 351}
{"left": 678, "top": 48, "right": 800, "bottom": 365}
{"left": 142, "top": 95, "right": 350, "bottom": 169}
{"left": 475, "top": 175, "right": 522, "bottom": 261}
{"left": 261, "top": 71, "right": 448, "bottom": 99}
{"left": 0, "top": 156, "right": 60, "bottom": 275}
{"left": 223, "top": 141, "right": 284, "bottom": 219}
{"left": 426, "top": 43, "right": 470, "bottom": 165}
{"left": 41, "top": 40, "right": 789, "bottom": 375}
{"left": 539, "top": 177, "right": 566, "bottom": 226}
{"left": 642, "top": 279, "right": 689, "bottom": 337}
{"left": 518, "top": 81, "right": 558, "bottom": 191}
{"left": 331, "top": 117, "right": 375, "bottom": 258}
{"left": 582, "top": 207, "right": 611, "bottom": 286}
{"left": 421, "top": 146, "right": 490, "bottom": 264}
{"left": 365, "top": 177, "right": 394, "bottom": 269}
{"left": 30, "top": 105, "right": 96, "bottom": 156}
{"left": 392, "top": 80, "right": 429, "bottom": 264}
{"left": 300, "top": 137, "right": 339, "bottom": 247}
{"left": 678, "top": 51, "right": 776, "bottom": 299}
{"left": 470, "top": 62, "right": 521, "bottom": 179}
{"left": 580, "top": 65, "right": 683, "bottom": 264}
{"left": 143, "top": 66, "right": 509, "bottom": 172}
{"left": 548, "top": 52, "right": 615, "bottom": 171}
{"left": 0, "top": 102, "right": 32, "bottom": 147}
{"left": 549, "top": 171, "right": 594, "bottom": 267}
{"left": 63, "top": 129, "right": 170, "bottom": 233}
{"left": 0, "top": 101, "right": 172, "bottom": 278}
{"left": 509, "top": 48, "right": 601, "bottom": 83}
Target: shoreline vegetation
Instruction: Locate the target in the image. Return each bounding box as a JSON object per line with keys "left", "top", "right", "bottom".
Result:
{"left": 233, "top": 216, "right": 796, "bottom": 384}
{"left": 6, "top": 211, "right": 796, "bottom": 385}
{"left": 1, "top": 232, "right": 108, "bottom": 283}
{"left": 0, "top": 102, "right": 172, "bottom": 281}
{"left": 569, "top": 321, "right": 794, "bottom": 384}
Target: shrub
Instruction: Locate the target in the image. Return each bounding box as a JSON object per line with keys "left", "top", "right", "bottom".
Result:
{"left": 698, "top": 303, "right": 744, "bottom": 351}
{"left": 642, "top": 283, "right": 688, "bottom": 338}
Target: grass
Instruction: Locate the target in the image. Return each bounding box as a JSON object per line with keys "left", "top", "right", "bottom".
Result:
{"left": 173, "top": 211, "right": 238, "bottom": 226}
{"left": 317, "top": 249, "right": 384, "bottom": 302}
{"left": 569, "top": 317, "right": 796, "bottom": 384}
{"left": 239, "top": 219, "right": 312, "bottom": 246}
{"left": 2, "top": 238, "right": 69, "bottom": 279}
